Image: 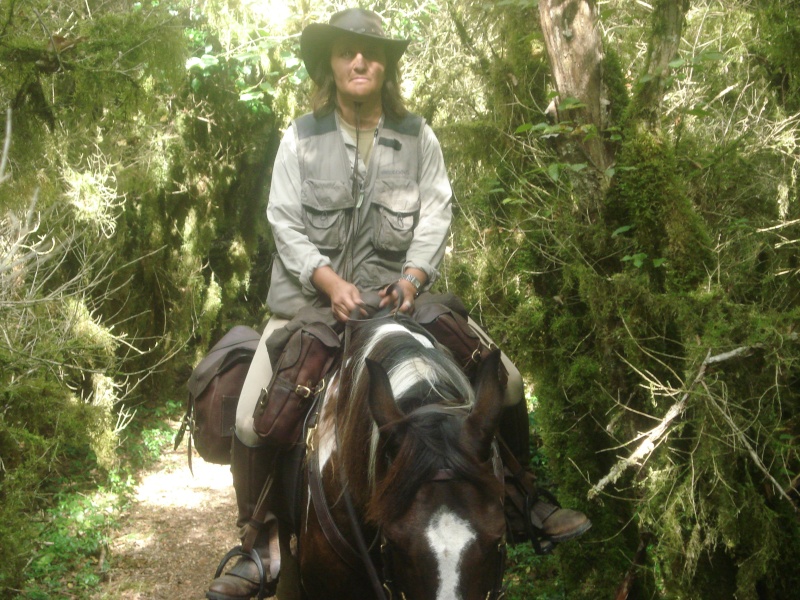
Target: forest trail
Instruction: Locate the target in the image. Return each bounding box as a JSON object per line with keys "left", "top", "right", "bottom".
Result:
{"left": 92, "top": 425, "right": 239, "bottom": 600}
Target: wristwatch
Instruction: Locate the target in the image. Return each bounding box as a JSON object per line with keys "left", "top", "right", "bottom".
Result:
{"left": 400, "top": 273, "right": 422, "bottom": 295}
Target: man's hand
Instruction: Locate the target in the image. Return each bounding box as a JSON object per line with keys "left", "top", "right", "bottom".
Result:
{"left": 311, "top": 266, "right": 366, "bottom": 322}
{"left": 379, "top": 279, "right": 417, "bottom": 314}
{"left": 379, "top": 269, "right": 426, "bottom": 314}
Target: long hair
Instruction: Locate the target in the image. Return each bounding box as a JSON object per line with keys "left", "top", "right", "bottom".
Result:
{"left": 310, "top": 58, "right": 408, "bottom": 121}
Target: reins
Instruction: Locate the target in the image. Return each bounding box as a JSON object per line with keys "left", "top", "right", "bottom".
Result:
{"left": 311, "top": 300, "right": 405, "bottom": 600}
{"left": 306, "top": 385, "right": 388, "bottom": 599}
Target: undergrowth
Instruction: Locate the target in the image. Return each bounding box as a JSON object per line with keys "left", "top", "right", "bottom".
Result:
{"left": 10, "top": 399, "right": 182, "bottom": 600}
{"left": 504, "top": 544, "right": 565, "bottom": 600}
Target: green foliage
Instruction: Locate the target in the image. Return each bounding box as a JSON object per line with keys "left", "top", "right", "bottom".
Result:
{"left": 441, "top": 1, "right": 800, "bottom": 598}
{"left": 504, "top": 544, "right": 564, "bottom": 600}
{"left": 19, "top": 488, "right": 129, "bottom": 599}
{"left": 0, "top": 376, "right": 117, "bottom": 593}
{"left": 607, "top": 126, "right": 714, "bottom": 290}
{"left": 2, "top": 1, "right": 799, "bottom": 598}
{"left": 121, "top": 403, "right": 184, "bottom": 471}
{"left": 752, "top": 0, "right": 800, "bottom": 112}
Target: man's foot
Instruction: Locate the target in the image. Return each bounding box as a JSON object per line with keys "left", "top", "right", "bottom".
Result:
{"left": 206, "top": 552, "right": 277, "bottom": 600}
{"left": 532, "top": 500, "right": 592, "bottom": 543}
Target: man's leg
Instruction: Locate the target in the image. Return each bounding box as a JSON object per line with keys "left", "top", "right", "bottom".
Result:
{"left": 234, "top": 317, "right": 289, "bottom": 447}
{"left": 207, "top": 317, "right": 288, "bottom": 600}
{"left": 206, "top": 435, "right": 280, "bottom": 600}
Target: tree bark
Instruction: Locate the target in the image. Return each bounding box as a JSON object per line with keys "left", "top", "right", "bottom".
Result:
{"left": 630, "top": 0, "right": 691, "bottom": 124}
{"left": 538, "top": 0, "right": 612, "bottom": 171}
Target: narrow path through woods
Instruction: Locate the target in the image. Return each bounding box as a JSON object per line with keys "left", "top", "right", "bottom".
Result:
{"left": 92, "top": 423, "right": 240, "bottom": 600}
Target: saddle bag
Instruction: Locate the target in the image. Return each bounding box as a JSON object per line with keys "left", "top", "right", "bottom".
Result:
{"left": 175, "top": 325, "right": 260, "bottom": 466}
{"left": 414, "top": 303, "right": 505, "bottom": 385}
{"left": 253, "top": 322, "right": 340, "bottom": 447}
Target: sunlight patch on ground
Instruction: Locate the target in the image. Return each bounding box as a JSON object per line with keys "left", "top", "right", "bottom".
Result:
{"left": 134, "top": 458, "right": 232, "bottom": 509}
{"left": 116, "top": 530, "right": 156, "bottom": 552}
{"left": 94, "top": 438, "right": 238, "bottom": 600}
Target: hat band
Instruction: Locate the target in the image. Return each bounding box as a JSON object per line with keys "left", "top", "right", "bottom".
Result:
{"left": 349, "top": 27, "right": 382, "bottom": 35}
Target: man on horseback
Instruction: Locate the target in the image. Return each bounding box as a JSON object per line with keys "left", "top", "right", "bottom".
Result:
{"left": 206, "top": 8, "right": 590, "bottom": 600}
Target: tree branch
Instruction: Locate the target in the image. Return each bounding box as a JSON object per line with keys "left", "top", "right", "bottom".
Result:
{"left": 538, "top": 0, "right": 612, "bottom": 171}
{"left": 628, "top": 0, "right": 690, "bottom": 124}
{"left": 588, "top": 342, "right": 794, "bottom": 505}
{"left": 0, "top": 108, "right": 10, "bottom": 183}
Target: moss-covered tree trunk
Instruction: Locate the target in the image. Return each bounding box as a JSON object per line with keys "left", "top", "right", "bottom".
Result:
{"left": 538, "top": 0, "right": 614, "bottom": 172}
{"left": 529, "top": 1, "right": 800, "bottom": 598}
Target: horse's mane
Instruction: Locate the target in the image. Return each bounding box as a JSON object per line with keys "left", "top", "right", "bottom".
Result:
{"left": 334, "top": 316, "right": 493, "bottom": 523}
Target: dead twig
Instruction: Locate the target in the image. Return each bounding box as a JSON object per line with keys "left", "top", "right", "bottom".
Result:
{"left": 701, "top": 380, "right": 797, "bottom": 510}
{"left": 0, "top": 108, "right": 10, "bottom": 183}
{"left": 588, "top": 344, "right": 768, "bottom": 500}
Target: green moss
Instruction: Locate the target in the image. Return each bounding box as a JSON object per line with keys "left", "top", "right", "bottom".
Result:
{"left": 607, "top": 127, "right": 714, "bottom": 291}
{"left": 603, "top": 44, "right": 630, "bottom": 128}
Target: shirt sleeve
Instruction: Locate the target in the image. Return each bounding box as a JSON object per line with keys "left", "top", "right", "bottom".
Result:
{"left": 266, "top": 126, "right": 331, "bottom": 295}
{"left": 403, "top": 124, "right": 453, "bottom": 286}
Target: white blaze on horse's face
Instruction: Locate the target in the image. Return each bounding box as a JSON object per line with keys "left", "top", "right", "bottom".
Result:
{"left": 425, "top": 508, "right": 477, "bottom": 600}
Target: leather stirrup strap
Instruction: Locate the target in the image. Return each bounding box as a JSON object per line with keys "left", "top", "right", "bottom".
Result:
{"left": 173, "top": 393, "right": 195, "bottom": 475}
{"left": 497, "top": 435, "right": 536, "bottom": 497}
{"left": 498, "top": 435, "right": 557, "bottom": 554}
{"left": 241, "top": 473, "right": 281, "bottom": 580}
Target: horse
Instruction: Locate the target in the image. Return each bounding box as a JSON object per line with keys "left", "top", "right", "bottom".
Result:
{"left": 297, "top": 314, "right": 508, "bottom": 600}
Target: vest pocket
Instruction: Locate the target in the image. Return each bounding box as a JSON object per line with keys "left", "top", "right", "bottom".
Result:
{"left": 371, "top": 179, "right": 420, "bottom": 252}
{"left": 300, "top": 180, "right": 355, "bottom": 251}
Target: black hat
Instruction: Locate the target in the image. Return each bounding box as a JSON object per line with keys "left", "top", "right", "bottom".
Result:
{"left": 300, "top": 8, "right": 410, "bottom": 84}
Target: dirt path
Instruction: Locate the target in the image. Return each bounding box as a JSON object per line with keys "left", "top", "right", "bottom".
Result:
{"left": 92, "top": 425, "right": 239, "bottom": 600}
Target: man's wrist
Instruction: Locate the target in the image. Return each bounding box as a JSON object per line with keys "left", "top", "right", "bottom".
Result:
{"left": 400, "top": 272, "right": 422, "bottom": 294}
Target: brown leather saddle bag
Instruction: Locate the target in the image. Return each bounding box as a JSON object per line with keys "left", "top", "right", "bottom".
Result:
{"left": 176, "top": 325, "right": 260, "bottom": 467}
{"left": 252, "top": 322, "right": 340, "bottom": 446}
{"left": 414, "top": 302, "right": 506, "bottom": 387}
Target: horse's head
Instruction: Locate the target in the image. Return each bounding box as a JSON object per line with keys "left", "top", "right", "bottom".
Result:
{"left": 364, "top": 350, "right": 507, "bottom": 600}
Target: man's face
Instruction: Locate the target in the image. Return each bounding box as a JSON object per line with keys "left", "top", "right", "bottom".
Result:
{"left": 330, "top": 35, "right": 387, "bottom": 106}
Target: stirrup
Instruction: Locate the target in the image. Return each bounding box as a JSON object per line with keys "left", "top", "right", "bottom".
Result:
{"left": 213, "top": 545, "right": 275, "bottom": 600}
{"left": 522, "top": 493, "right": 555, "bottom": 555}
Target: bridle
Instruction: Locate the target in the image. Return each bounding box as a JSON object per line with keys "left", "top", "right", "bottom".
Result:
{"left": 377, "top": 463, "right": 508, "bottom": 600}
{"left": 304, "top": 307, "right": 507, "bottom": 599}
{"left": 306, "top": 414, "right": 508, "bottom": 600}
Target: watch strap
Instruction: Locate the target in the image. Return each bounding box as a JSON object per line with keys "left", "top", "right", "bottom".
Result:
{"left": 401, "top": 273, "right": 422, "bottom": 291}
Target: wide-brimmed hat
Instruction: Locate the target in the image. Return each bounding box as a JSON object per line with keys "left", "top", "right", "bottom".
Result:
{"left": 300, "top": 8, "right": 410, "bottom": 84}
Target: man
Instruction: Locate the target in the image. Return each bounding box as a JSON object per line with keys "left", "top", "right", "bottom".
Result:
{"left": 206, "top": 8, "right": 589, "bottom": 600}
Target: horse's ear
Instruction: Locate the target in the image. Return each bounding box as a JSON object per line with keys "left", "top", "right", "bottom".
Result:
{"left": 365, "top": 358, "right": 404, "bottom": 431}
{"left": 464, "top": 349, "right": 504, "bottom": 460}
